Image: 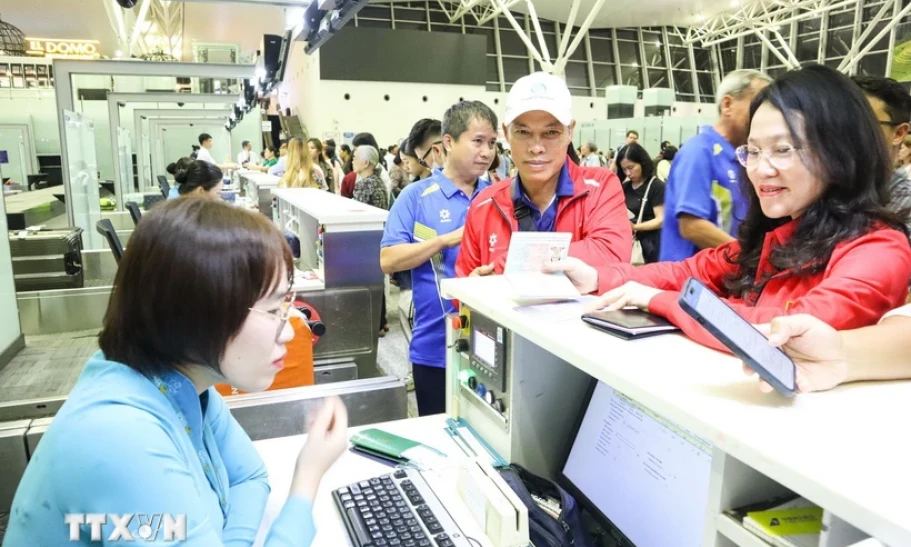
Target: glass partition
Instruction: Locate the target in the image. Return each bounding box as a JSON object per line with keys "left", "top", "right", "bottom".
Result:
{"left": 116, "top": 127, "right": 133, "bottom": 203}
{"left": 63, "top": 110, "right": 101, "bottom": 249}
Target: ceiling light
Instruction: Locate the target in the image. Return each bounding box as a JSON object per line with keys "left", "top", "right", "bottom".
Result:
{"left": 632, "top": 62, "right": 639, "bottom": 67}
{"left": 115, "top": 50, "right": 123, "bottom": 57}
{"left": 655, "top": 40, "right": 662, "bottom": 46}
{"left": 730, "top": 0, "right": 739, "bottom": 6}
{"left": 697, "top": 13, "right": 706, "bottom": 21}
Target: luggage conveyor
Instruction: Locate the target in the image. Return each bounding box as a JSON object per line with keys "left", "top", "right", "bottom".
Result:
{"left": 0, "top": 377, "right": 407, "bottom": 514}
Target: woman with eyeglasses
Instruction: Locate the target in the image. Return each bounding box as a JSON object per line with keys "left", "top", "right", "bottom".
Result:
{"left": 548, "top": 65, "right": 911, "bottom": 352}
{"left": 4, "top": 198, "right": 348, "bottom": 545}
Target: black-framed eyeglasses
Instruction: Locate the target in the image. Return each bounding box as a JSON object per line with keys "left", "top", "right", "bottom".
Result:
{"left": 249, "top": 291, "right": 298, "bottom": 341}
{"left": 420, "top": 140, "right": 442, "bottom": 167}
{"left": 879, "top": 120, "right": 903, "bottom": 127}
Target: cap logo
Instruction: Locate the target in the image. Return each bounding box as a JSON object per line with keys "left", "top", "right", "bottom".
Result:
{"left": 530, "top": 82, "right": 548, "bottom": 97}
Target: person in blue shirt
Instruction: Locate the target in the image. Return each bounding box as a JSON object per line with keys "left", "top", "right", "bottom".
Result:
{"left": 660, "top": 69, "right": 771, "bottom": 261}
{"left": 4, "top": 197, "right": 348, "bottom": 546}
{"left": 380, "top": 102, "right": 498, "bottom": 416}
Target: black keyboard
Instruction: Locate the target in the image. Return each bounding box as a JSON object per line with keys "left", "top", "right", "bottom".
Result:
{"left": 333, "top": 467, "right": 473, "bottom": 547}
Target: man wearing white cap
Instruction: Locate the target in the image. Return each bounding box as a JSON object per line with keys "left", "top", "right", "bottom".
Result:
{"left": 455, "top": 72, "right": 632, "bottom": 276}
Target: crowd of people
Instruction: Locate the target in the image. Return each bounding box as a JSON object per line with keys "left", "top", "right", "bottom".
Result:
{"left": 8, "top": 62, "right": 911, "bottom": 544}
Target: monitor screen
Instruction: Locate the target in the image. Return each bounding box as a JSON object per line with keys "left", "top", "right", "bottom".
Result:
{"left": 560, "top": 382, "right": 713, "bottom": 547}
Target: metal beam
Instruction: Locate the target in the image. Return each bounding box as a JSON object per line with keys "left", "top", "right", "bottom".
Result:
{"left": 107, "top": 93, "right": 239, "bottom": 208}
{"left": 837, "top": 0, "right": 894, "bottom": 72}
{"left": 840, "top": 0, "right": 911, "bottom": 74}
{"left": 686, "top": 0, "right": 862, "bottom": 47}
{"left": 134, "top": 108, "right": 232, "bottom": 191}
{"left": 753, "top": 29, "right": 794, "bottom": 68}
{"left": 53, "top": 59, "right": 255, "bottom": 237}
{"left": 553, "top": 0, "right": 609, "bottom": 74}
{"left": 148, "top": 118, "right": 233, "bottom": 185}
{"left": 772, "top": 28, "right": 800, "bottom": 67}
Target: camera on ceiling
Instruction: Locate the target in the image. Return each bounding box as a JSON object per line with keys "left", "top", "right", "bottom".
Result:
{"left": 116, "top": 0, "right": 139, "bottom": 8}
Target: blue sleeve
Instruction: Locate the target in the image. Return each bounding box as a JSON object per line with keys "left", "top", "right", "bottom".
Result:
{"left": 47, "top": 401, "right": 314, "bottom": 546}
{"left": 207, "top": 392, "right": 315, "bottom": 547}
{"left": 381, "top": 184, "right": 418, "bottom": 247}
{"left": 668, "top": 143, "right": 715, "bottom": 221}
{"left": 50, "top": 406, "right": 229, "bottom": 545}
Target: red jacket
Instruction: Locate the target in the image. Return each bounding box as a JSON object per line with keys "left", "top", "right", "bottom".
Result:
{"left": 455, "top": 160, "right": 632, "bottom": 276}
{"left": 596, "top": 220, "right": 911, "bottom": 352}
{"left": 341, "top": 171, "right": 356, "bottom": 198}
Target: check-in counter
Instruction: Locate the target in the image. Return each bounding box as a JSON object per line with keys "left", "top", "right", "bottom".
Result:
{"left": 237, "top": 170, "right": 280, "bottom": 216}
{"left": 272, "top": 188, "right": 388, "bottom": 381}
{"left": 434, "top": 276, "right": 911, "bottom": 547}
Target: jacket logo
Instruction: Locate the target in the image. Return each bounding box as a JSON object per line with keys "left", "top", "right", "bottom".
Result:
{"left": 583, "top": 178, "right": 600, "bottom": 187}
{"left": 440, "top": 209, "right": 451, "bottom": 222}
{"left": 489, "top": 234, "right": 498, "bottom": 252}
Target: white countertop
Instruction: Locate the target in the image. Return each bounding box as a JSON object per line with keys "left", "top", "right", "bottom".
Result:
{"left": 253, "top": 415, "right": 492, "bottom": 547}
{"left": 440, "top": 276, "right": 911, "bottom": 546}
{"left": 238, "top": 170, "right": 280, "bottom": 187}
{"left": 272, "top": 188, "right": 389, "bottom": 225}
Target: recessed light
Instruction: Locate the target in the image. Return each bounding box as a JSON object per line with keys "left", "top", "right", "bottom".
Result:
{"left": 697, "top": 13, "right": 706, "bottom": 21}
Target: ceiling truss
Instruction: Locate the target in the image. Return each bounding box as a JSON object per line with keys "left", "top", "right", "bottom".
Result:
{"left": 102, "top": 0, "right": 185, "bottom": 59}
{"left": 429, "top": 0, "right": 608, "bottom": 75}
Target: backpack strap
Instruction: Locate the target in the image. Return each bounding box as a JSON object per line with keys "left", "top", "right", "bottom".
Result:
{"left": 512, "top": 178, "right": 538, "bottom": 232}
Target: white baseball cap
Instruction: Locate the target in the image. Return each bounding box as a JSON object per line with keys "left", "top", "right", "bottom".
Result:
{"left": 504, "top": 72, "right": 573, "bottom": 126}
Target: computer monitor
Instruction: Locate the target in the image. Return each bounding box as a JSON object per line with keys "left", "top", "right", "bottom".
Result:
{"left": 559, "top": 381, "right": 713, "bottom": 547}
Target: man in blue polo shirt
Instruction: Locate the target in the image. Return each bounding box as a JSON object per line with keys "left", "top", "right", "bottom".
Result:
{"left": 380, "top": 101, "right": 498, "bottom": 415}
{"left": 661, "top": 69, "right": 771, "bottom": 261}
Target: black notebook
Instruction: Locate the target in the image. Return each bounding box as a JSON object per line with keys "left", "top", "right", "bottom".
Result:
{"left": 581, "top": 308, "right": 680, "bottom": 340}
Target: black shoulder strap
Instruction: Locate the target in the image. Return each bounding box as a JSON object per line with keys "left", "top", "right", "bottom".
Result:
{"left": 512, "top": 179, "right": 538, "bottom": 232}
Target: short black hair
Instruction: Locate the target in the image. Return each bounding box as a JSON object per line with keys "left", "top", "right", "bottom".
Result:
{"left": 442, "top": 101, "right": 498, "bottom": 142}
{"left": 662, "top": 145, "right": 678, "bottom": 162}
{"left": 340, "top": 144, "right": 351, "bottom": 154}
{"left": 242, "top": 140, "right": 251, "bottom": 148}
{"left": 99, "top": 198, "right": 293, "bottom": 379}
{"left": 852, "top": 75, "right": 911, "bottom": 125}
{"left": 620, "top": 142, "right": 655, "bottom": 181}
{"left": 408, "top": 118, "right": 442, "bottom": 150}
{"left": 399, "top": 138, "right": 418, "bottom": 159}
{"left": 352, "top": 132, "right": 379, "bottom": 149}
{"left": 198, "top": 133, "right": 213, "bottom": 145}
{"left": 626, "top": 130, "right": 639, "bottom": 138}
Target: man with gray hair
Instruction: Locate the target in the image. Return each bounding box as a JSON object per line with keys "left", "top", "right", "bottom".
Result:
{"left": 380, "top": 100, "right": 498, "bottom": 416}
{"left": 580, "top": 142, "right": 601, "bottom": 167}
{"left": 660, "top": 69, "right": 771, "bottom": 261}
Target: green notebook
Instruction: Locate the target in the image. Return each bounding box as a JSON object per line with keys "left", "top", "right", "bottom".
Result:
{"left": 350, "top": 429, "right": 446, "bottom": 466}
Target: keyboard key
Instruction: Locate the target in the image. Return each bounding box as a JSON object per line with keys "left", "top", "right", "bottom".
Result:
{"left": 359, "top": 481, "right": 371, "bottom": 488}
{"left": 396, "top": 525, "right": 408, "bottom": 533}
{"left": 406, "top": 519, "right": 418, "bottom": 527}
{"left": 394, "top": 469, "right": 407, "bottom": 479}
{"left": 392, "top": 519, "right": 404, "bottom": 527}
{"left": 350, "top": 484, "right": 361, "bottom": 495}
{"left": 404, "top": 540, "right": 417, "bottom": 547}
{"left": 418, "top": 541, "right": 431, "bottom": 547}
{"left": 375, "top": 540, "right": 388, "bottom": 546}
{"left": 379, "top": 518, "right": 390, "bottom": 525}
{"left": 390, "top": 540, "right": 402, "bottom": 546}
{"left": 340, "top": 494, "right": 352, "bottom": 501}
{"left": 363, "top": 512, "right": 374, "bottom": 520}
{"left": 428, "top": 523, "right": 443, "bottom": 534}
{"left": 343, "top": 501, "right": 355, "bottom": 509}
{"left": 372, "top": 531, "right": 384, "bottom": 539}
{"left": 439, "top": 540, "right": 454, "bottom": 547}
{"left": 371, "top": 478, "right": 382, "bottom": 485}
{"left": 344, "top": 508, "right": 372, "bottom": 546}
{"left": 409, "top": 496, "right": 424, "bottom": 505}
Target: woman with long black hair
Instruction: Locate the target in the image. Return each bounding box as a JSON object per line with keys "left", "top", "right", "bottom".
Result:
{"left": 549, "top": 64, "right": 911, "bottom": 351}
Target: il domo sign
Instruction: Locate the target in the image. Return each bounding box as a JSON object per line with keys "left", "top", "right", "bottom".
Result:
{"left": 26, "top": 38, "right": 101, "bottom": 60}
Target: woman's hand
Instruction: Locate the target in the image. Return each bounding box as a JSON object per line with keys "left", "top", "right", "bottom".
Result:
{"left": 542, "top": 257, "right": 599, "bottom": 294}
{"left": 585, "top": 281, "right": 662, "bottom": 312}
{"left": 291, "top": 396, "right": 349, "bottom": 500}
{"left": 744, "top": 315, "right": 849, "bottom": 394}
